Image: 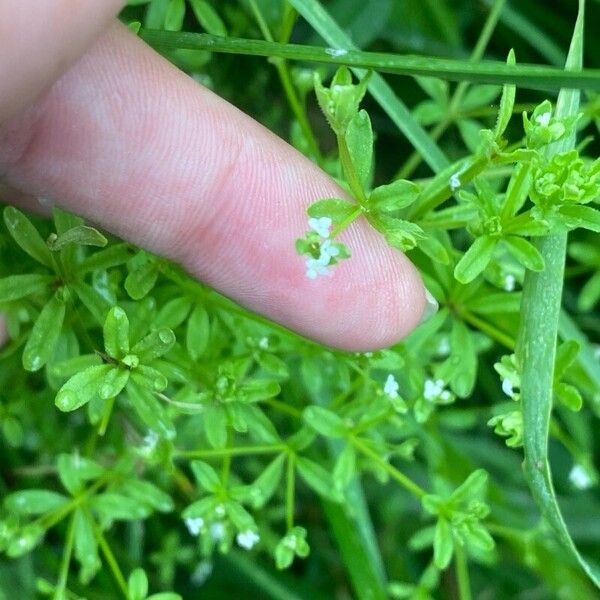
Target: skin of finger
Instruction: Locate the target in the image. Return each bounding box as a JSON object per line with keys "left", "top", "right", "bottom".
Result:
{"left": 0, "top": 23, "right": 426, "bottom": 351}
{"left": 0, "top": 0, "right": 124, "bottom": 124}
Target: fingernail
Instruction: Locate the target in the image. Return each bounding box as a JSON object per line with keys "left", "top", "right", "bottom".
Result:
{"left": 419, "top": 288, "right": 439, "bottom": 324}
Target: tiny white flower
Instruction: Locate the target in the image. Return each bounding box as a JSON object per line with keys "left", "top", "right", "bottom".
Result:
{"left": 258, "top": 336, "right": 269, "bottom": 350}
{"left": 569, "top": 464, "right": 593, "bottom": 490}
{"left": 319, "top": 239, "right": 339, "bottom": 262}
{"left": 236, "top": 529, "right": 260, "bottom": 550}
{"left": 191, "top": 560, "right": 213, "bottom": 587}
{"left": 437, "top": 338, "right": 451, "bottom": 356}
{"left": 185, "top": 517, "right": 205, "bottom": 536}
{"left": 423, "top": 379, "right": 447, "bottom": 401}
{"left": 449, "top": 173, "right": 461, "bottom": 191}
{"left": 308, "top": 216, "right": 332, "bottom": 238}
{"left": 140, "top": 430, "right": 159, "bottom": 455}
{"left": 210, "top": 521, "right": 226, "bottom": 541}
{"left": 502, "top": 377, "right": 515, "bottom": 398}
{"left": 306, "top": 257, "right": 331, "bottom": 280}
{"left": 214, "top": 504, "right": 226, "bottom": 518}
{"left": 325, "top": 47, "right": 348, "bottom": 57}
{"left": 383, "top": 374, "right": 399, "bottom": 399}
{"left": 284, "top": 534, "right": 298, "bottom": 550}
{"left": 503, "top": 274, "right": 516, "bottom": 292}
{"left": 536, "top": 111, "right": 552, "bottom": 126}
{"left": 440, "top": 390, "right": 452, "bottom": 402}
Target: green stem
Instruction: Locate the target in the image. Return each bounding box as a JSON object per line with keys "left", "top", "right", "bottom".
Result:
{"left": 411, "top": 155, "right": 492, "bottom": 219}
{"left": 458, "top": 309, "right": 515, "bottom": 350}
{"left": 336, "top": 133, "right": 368, "bottom": 205}
{"left": 174, "top": 444, "right": 286, "bottom": 460}
{"left": 396, "top": 0, "right": 506, "bottom": 179}
{"left": 286, "top": 452, "right": 296, "bottom": 530}
{"left": 138, "top": 29, "right": 600, "bottom": 92}
{"left": 248, "top": 0, "right": 322, "bottom": 162}
{"left": 221, "top": 428, "right": 233, "bottom": 487}
{"left": 91, "top": 515, "right": 129, "bottom": 598}
{"left": 454, "top": 543, "right": 473, "bottom": 600}
{"left": 53, "top": 513, "right": 76, "bottom": 600}
{"left": 351, "top": 436, "right": 426, "bottom": 498}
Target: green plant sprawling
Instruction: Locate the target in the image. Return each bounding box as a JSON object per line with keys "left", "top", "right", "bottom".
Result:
{"left": 1, "top": 1, "right": 599, "bottom": 599}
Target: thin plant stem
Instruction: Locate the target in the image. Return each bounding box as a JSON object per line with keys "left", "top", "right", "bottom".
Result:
{"left": 90, "top": 515, "right": 129, "bottom": 598}
{"left": 351, "top": 436, "right": 426, "bottom": 498}
{"left": 248, "top": 0, "right": 322, "bottom": 162}
{"left": 174, "top": 444, "right": 286, "bottom": 460}
{"left": 396, "top": 0, "right": 506, "bottom": 180}
{"left": 54, "top": 512, "right": 76, "bottom": 599}
{"left": 454, "top": 543, "right": 473, "bottom": 600}
{"left": 286, "top": 453, "right": 296, "bottom": 530}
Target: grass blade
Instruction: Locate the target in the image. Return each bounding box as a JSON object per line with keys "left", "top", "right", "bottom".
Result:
{"left": 517, "top": 0, "right": 600, "bottom": 587}
{"left": 139, "top": 30, "right": 600, "bottom": 92}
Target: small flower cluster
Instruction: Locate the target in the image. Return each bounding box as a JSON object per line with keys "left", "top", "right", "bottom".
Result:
{"left": 296, "top": 217, "right": 349, "bottom": 280}
{"left": 383, "top": 373, "right": 408, "bottom": 413}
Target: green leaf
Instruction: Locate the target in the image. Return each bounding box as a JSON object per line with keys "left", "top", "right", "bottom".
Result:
{"left": 186, "top": 303, "right": 210, "bottom": 360}
{"left": 203, "top": 404, "right": 227, "bottom": 448}
{"left": 433, "top": 518, "right": 454, "bottom": 569}
{"left": 346, "top": 109, "right": 373, "bottom": 189}
{"left": 154, "top": 297, "right": 192, "bottom": 330}
{"left": 73, "top": 509, "right": 100, "bottom": 584}
{"left": 164, "top": 0, "right": 185, "bottom": 30}
{"left": 47, "top": 225, "right": 107, "bottom": 251}
{"left": 245, "top": 454, "right": 285, "bottom": 509}
{"left": 449, "top": 469, "right": 488, "bottom": 505}
{"left": 239, "top": 380, "right": 280, "bottom": 403}
{"left": 578, "top": 271, "right": 600, "bottom": 311}
{"left": 57, "top": 454, "right": 105, "bottom": 495}
{"left": 559, "top": 204, "right": 600, "bottom": 232}
{"left": 128, "top": 568, "right": 149, "bottom": 600}
{"left": 104, "top": 306, "right": 130, "bottom": 359}
{"left": 91, "top": 493, "right": 150, "bottom": 521}
{"left": 454, "top": 235, "right": 496, "bottom": 283}
{"left": 306, "top": 198, "right": 357, "bottom": 225}
{"left": 368, "top": 179, "right": 420, "bottom": 213}
{"left": 131, "top": 366, "right": 168, "bottom": 392}
{"left": 494, "top": 49, "right": 516, "bottom": 138}
{"left": 302, "top": 406, "right": 346, "bottom": 438}
{"left": 22, "top": 292, "right": 66, "bottom": 371}
{"left": 188, "top": 0, "right": 227, "bottom": 36}
{"left": 55, "top": 365, "right": 112, "bottom": 412}
{"left": 554, "top": 382, "right": 583, "bottom": 412}
{"left": 5, "top": 489, "right": 69, "bottom": 515}
{"left": 368, "top": 213, "right": 424, "bottom": 251}
{"left": 3, "top": 206, "right": 53, "bottom": 268}
{"left": 332, "top": 444, "right": 356, "bottom": 491}
{"left": 226, "top": 501, "right": 256, "bottom": 531}
{"left": 0, "top": 274, "right": 53, "bottom": 303}
{"left": 125, "top": 260, "right": 158, "bottom": 300}
{"left": 131, "top": 328, "right": 176, "bottom": 363}
{"left": 465, "top": 292, "right": 522, "bottom": 315}
{"left": 120, "top": 480, "right": 174, "bottom": 513}
{"left": 503, "top": 236, "right": 545, "bottom": 271}
{"left": 76, "top": 243, "right": 132, "bottom": 274}
{"left": 256, "top": 353, "right": 289, "bottom": 379}
{"left": 69, "top": 281, "right": 111, "bottom": 325}
{"left": 190, "top": 461, "right": 221, "bottom": 493}
{"left": 126, "top": 379, "right": 176, "bottom": 439}
{"left": 296, "top": 457, "right": 344, "bottom": 503}
{"left": 98, "top": 367, "right": 130, "bottom": 400}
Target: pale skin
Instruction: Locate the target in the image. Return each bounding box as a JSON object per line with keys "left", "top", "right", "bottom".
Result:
{"left": 0, "top": 1, "right": 427, "bottom": 351}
